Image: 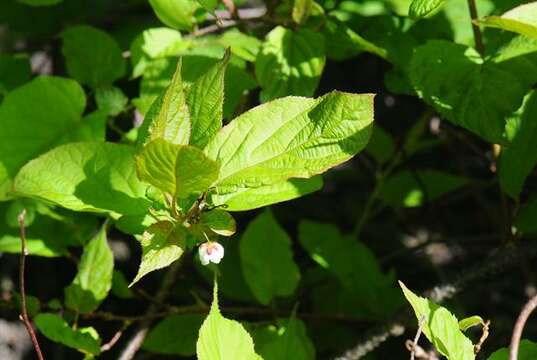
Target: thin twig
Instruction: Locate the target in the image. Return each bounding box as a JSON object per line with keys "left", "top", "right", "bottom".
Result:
{"left": 509, "top": 294, "right": 537, "bottom": 360}
{"left": 101, "top": 323, "right": 130, "bottom": 352}
{"left": 405, "top": 341, "right": 439, "bottom": 360}
{"left": 222, "top": 0, "right": 239, "bottom": 19}
{"left": 467, "top": 0, "right": 484, "bottom": 55}
{"left": 18, "top": 210, "right": 45, "bottom": 360}
{"left": 474, "top": 319, "right": 490, "bottom": 354}
{"left": 409, "top": 316, "right": 426, "bottom": 360}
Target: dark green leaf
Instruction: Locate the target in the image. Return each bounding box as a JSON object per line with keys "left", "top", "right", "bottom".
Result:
{"left": 143, "top": 314, "right": 205, "bottom": 355}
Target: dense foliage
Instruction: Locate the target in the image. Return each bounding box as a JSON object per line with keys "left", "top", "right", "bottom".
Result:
{"left": 2, "top": 0, "right": 537, "bottom": 359}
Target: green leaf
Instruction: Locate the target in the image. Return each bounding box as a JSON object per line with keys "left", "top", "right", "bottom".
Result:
{"left": 130, "top": 221, "right": 185, "bottom": 286}
{"left": 409, "top": 0, "right": 446, "bottom": 18}
{"left": 197, "top": 0, "right": 217, "bottom": 11}
{"left": 487, "top": 340, "right": 537, "bottom": 360}
{"left": 200, "top": 209, "right": 236, "bottom": 236}
{"left": 14, "top": 142, "right": 150, "bottom": 216}
{"left": 149, "top": 0, "right": 200, "bottom": 31}
{"left": 514, "top": 195, "right": 537, "bottom": 234}
{"left": 16, "top": 0, "right": 62, "bottom": 5}
{"left": 255, "top": 26, "right": 326, "bottom": 102}
{"left": 299, "top": 221, "right": 402, "bottom": 316}
{"left": 211, "top": 177, "right": 323, "bottom": 211}
{"left": 257, "top": 317, "right": 315, "bottom": 360}
{"left": 380, "top": 170, "right": 469, "bottom": 208}
{"left": 410, "top": 40, "right": 529, "bottom": 143}
{"left": 35, "top": 313, "right": 101, "bottom": 356}
{"left": 239, "top": 210, "right": 300, "bottom": 305}
{"left": 0, "top": 54, "right": 31, "bottom": 95}
{"left": 0, "top": 76, "right": 88, "bottom": 199}
{"left": 499, "top": 91, "right": 537, "bottom": 198}
{"left": 136, "top": 139, "right": 219, "bottom": 198}
{"left": 479, "top": 3, "right": 537, "bottom": 40}
{"left": 143, "top": 314, "right": 205, "bottom": 355}
{"left": 65, "top": 226, "right": 114, "bottom": 313}
{"left": 137, "top": 60, "right": 191, "bottom": 148}
{"left": 365, "top": 124, "right": 396, "bottom": 164}
{"left": 196, "top": 281, "right": 262, "bottom": 360}
{"left": 111, "top": 270, "right": 133, "bottom": 299}
{"left": 292, "top": 0, "right": 314, "bottom": 24}
{"left": 61, "top": 25, "right": 126, "bottom": 88}
{"left": 186, "top": 50, "right": 230, "bottom": 148}
{"left": 458, "top": 315, "right": 484, "bottom": 331}
{"left": 399, "top": 282, "right": 475, "bottom": 360}
{"left": 95, "top": 86, "right": 128, "bottom": 116}
{"left": 217, "top": 30, "right": 261, "bottom": 63}
{"left": 204, "top": 91, "right": 374, "bottom": 194}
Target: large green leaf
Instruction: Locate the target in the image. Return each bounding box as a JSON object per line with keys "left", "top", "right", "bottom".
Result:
{"left": 211, "top": 177, "right": 323, "bottom": 211}
{"left": 137, "top": 60, "right": 191, "bottom": 148}
{"left": 255, "top": 26, "right": 326, "bottom": 102}
{"left": 479, "top": 3, "right": 537, "bottom": 40}
{"left": 204, "top": 91, "right": 374, "bottom": 194}
{"left": 299, "top": 221, "right": 402, "bottom": 316}
{"left": 143, "top": 314, "right": 205, "bottom": 355}
{"left": 136, "top": 139, "right": 219, "bottom": 198}
{"left": 409, "top": 0, "right": 446, "bottom": 18}
{"left": 130, "top": 221, "right": 185, "bottom": 286}
{"left": 499, "top": 91, "right": 537, "bottom": 198}
{"left": 0, "top": 54, "right": 31, "bottom": 96}
{"left": 14, "top": 142, "right": 150, "bottom": 216}
{"left": 487, "top": 340, "right": 537, "bottom": 360}
{"left": 399, "top": 282, "right": 475, "bottom": 360}
{"left": 196, "top": 281, "right": 262, "bottom": 360}
{"left": 256, "top": 317, "right": 315, "bottom": 360}
{"left": 35, "top": 313, "right": 101, "bottom": 356}
{"left": 0, "top": 76, "right": 93, "bottom": 199}
{"left": 410, "top": 40, "right": 530, "bottom": 143}
{"left": 64, "top": 226, "right": 114, "bottom": 313}
{"left": 148, "top": 0, "right": 199, "bottom": 31}
{"left": 61, "top": 25, "right": 126, "bottom": 88}
{"left": 239, "top": 210, "right": 300, "bottom": 305}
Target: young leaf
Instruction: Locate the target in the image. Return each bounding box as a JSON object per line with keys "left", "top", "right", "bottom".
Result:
{"left": 239, "top": 210, "right": 300, "bottom": 305}
{"left": 487, "top": 339, "right": 537, "bottom": 360}
{"left": 61, "top": 25, "right": 126, "bottom": 88}
{"left": 0, "top": 76, "right": 87, "bottom": 199}
{"left": 130, "top": 221, "right": 186, "bottom": 286}
{"left": 143, "top": 314, "right": 205, "bottom": 355}
{"left": 136, "top": 139, "right": 219, "bottom": 198}
{"left": 399, "top": 281, "right": 475, "bottom": 360}
{"left": 409, "top": 0, "right": 446, "bottom": 18}
{"left": 148, "top": 0, "right": 199, "bottom": 31}
{"left": 137, "top": 60, "right": 191, "bottom": 148}
{"left": 204, "top": 91, "right": 374, "bottom": 194}
{"left": 257, "top": 316, "right": 315, "bottom": 360}
{"left": 35, "top": 313, "right": 101, "bottom": 356}
{"left": 255, "top": 26, "right": 326, "bottom": 102}
{"left": 458, "top": 315, "right": 484, "bottom": 331}
{"left": 14, "top": 142, "right": 151, "bottom": 216}
{"left": 186, "top": 50, "right": 229, "bottom": 148}
{"left": 196, "top": 281, "right": 262, "bottom": 360}
{"left": 479, "top": 3, "right": 537, "bottom": 40}
{"left": 65, "top": 225, "right": 114, "bottom": 313}
{"left": 210, "top": 177, "right": 323, "bottom": 211}
{"left": 200, "top": 209, "right": 236, "bottom": 236}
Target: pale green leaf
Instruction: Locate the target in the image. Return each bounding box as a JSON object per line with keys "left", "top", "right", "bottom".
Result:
{"left": 35, "top": 313, "right": 101, "bottom": 356}
{"left": 0, "top": 76, "right": 88, "bottom": 199}
{"left": 200, "top": 209, "right": 236, "bottom": 236}
{"left": 136, "top": 139, "right": 219, "bottom": 198}
{"left": 130, "top": 221, "right": 185, "bottom": 286}
{"left": 95, "top": 86, "right": 128, "bottom": 116}
{"left": 255, "top": 26, "right": 326, "bottom": 102}
{"left": 65, "top": 226, "right": 114, "bottom": 313}
{"left": 487, "top": 340, "right": 537, "bottom": 360}
{"left": 409, "top": 0, "right": 446, "bottom": 18}
{"left": 293, "top": 0, "right": 314, "bottom": 24}
{"left": 217, "top": 30, "right": 261, "bottom": 63}
{"left": 204, "top": 91, "right": 374, "bottom": 194}
{"left": 210, "top": 177, "right": 323, "bottom": 211}
{"left": 149, "top": 0, "right": 200, "bottom": 31}
{"left": 399, "top": 281, "right": 475, "bottom": 360}
{"left": 257, "top": 317, "right": 315, "bottom": 360}
{"left": 196, "top": 281, "right": 262, "bottom": 360}
{"left": 14, "top": 142, "right": 150, "bottom": 216}
{"left": 479, "top": 3, "right": 537, "bottom": 40}
{"left": 458, "top": 316, "right": 484, "bottom": 331}
{"left": 240, "top": 210, "right": 300, "bottom": 305}
{"left": 61, "top": 25, "right": 126, "bottom": 88}
{"left": 143, "top": 314, "right": 205, "bottom": 355}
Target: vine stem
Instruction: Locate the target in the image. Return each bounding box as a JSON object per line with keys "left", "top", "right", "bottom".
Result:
{"left": 18, "top": 210, "right": 45, "bottom": 360}
{"left": 509, "top": 293, "right": 537, "bottom": 360}
{"left": 467, "top": 0, "right": 485, "bottom": 55}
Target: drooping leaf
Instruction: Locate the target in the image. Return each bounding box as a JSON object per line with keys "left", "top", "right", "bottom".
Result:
{"left": 210, "top": 177, "right": 323, "bottom": 211}
{"left": 200, "top": 209, "right": 236, "bottom": 236}
{"left": 255, "top": 26, "right": 326, "bottom": 102}
{"left": 65, "top": 225, "right": 114, "bottom": 313}
{"left": 0, "top": 54, "right": 31, "bottom": 96}
{"left": 196, "top": 281, "right": 262, "bottom": 360}
{"left": 256, "top": 316, "right": 315, "bottom": 360}
{"left": 487, "top": 339, "right": 537, "bottom": 360}
{"left": 239, "top": 210, "right": 300, "bottom": 305}
{"left": 148, "top": 0, "right": 200, "bottom": 31}
{"left": 0, "top": 76, "right": 90, "bottom": 199}
{"left": 95, "top": 86, "right": 128, "bottom": 116}
{"left": 14, "top": 142, "right": 150, "bottom": 216}
{"left": 399, "top": 282, "right": 475, "bottom": 360}
{"left": 61, "top": 25, "right": 126, "bottom": 88}
{"left": 479, "top": 3, "right": 537, "bottom": 40}
{"left": 130, "top": 221, "right": 186, "bottom": 286}
{"left": 136, "top": 139, "right": 219, "bottom": 198}
{"left": 204, "top": 91, "right": 374, "bottom": 194}
{"left": 409, "top": 0, "right": 446, "bottom": 18}
{"left": 143, "top": 314, "right": 205, "bottom": 355}
{"left": 458, "top": 315, "right": 484, "bottom": 331}
{"left": 35, "top": 313, "right": 101, "bottom": 356}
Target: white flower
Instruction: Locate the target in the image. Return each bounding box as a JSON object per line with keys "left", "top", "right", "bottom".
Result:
{"left": 198, "top": 242, "right": 224, "bottom": 265}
